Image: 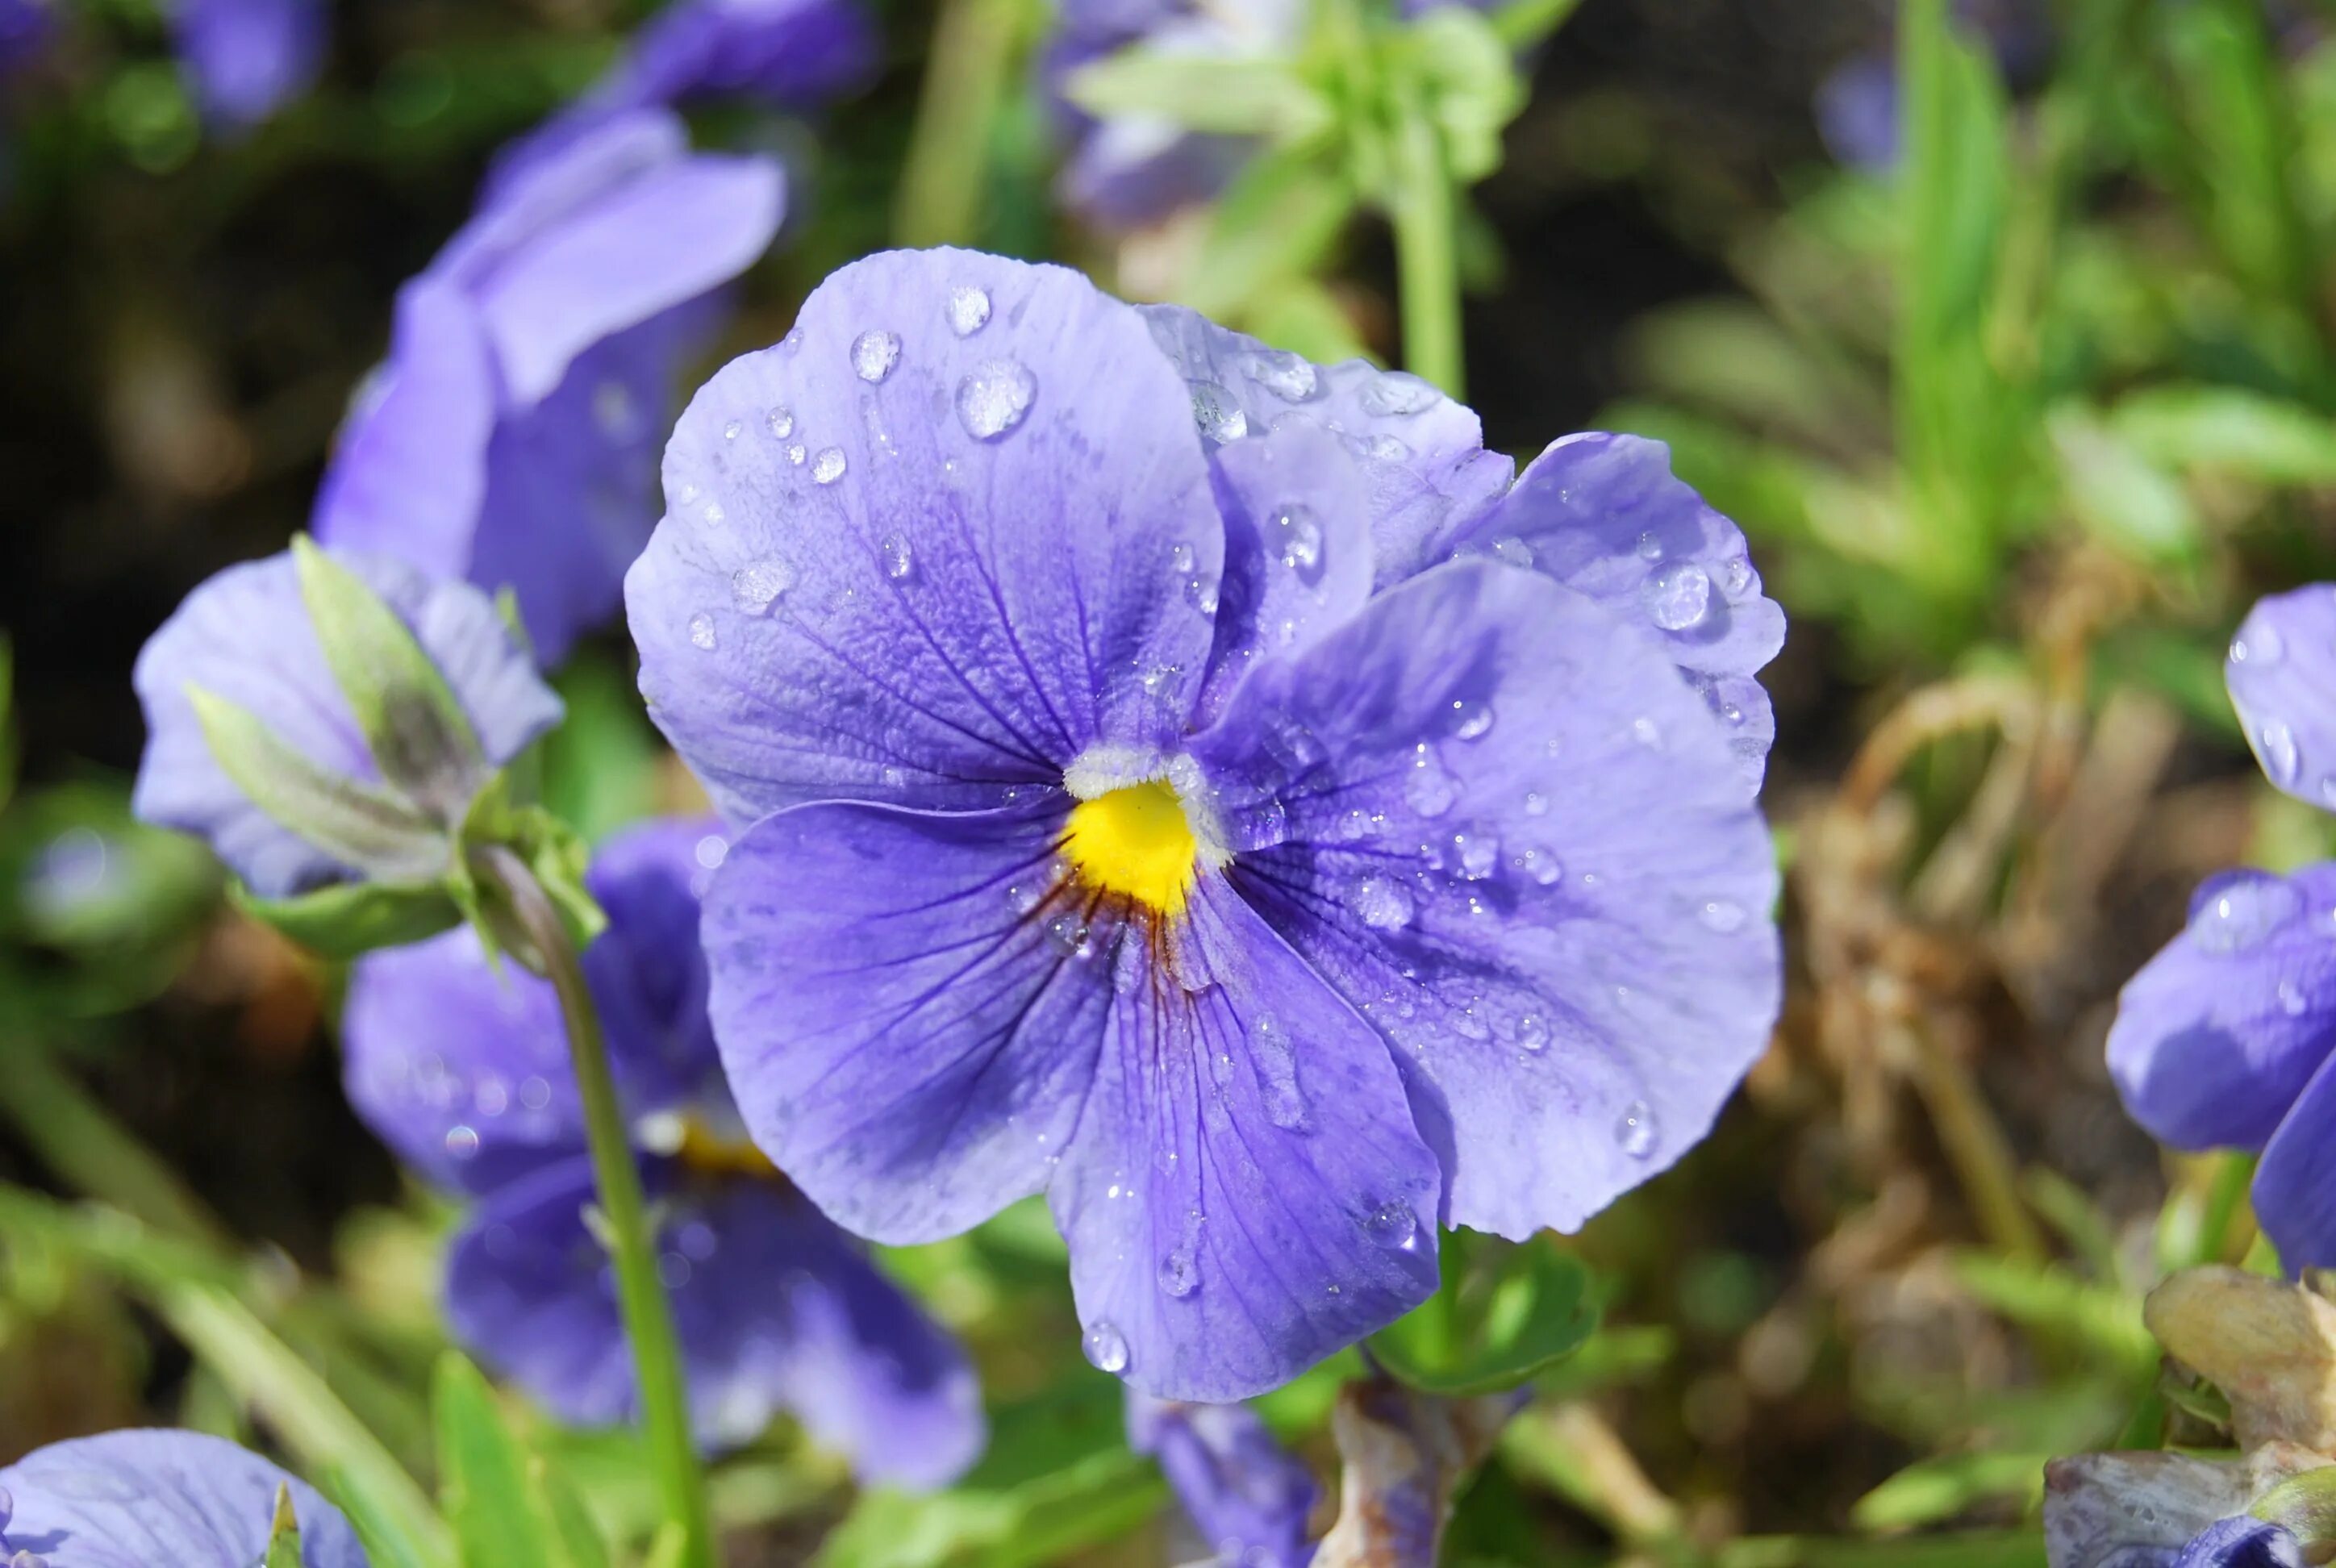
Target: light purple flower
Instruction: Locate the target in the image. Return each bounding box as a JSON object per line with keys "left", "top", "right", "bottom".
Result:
{"left": 2111, "top": 586, "right": 2336, "bottom": 1269}
{"left": 1128, "top": 1394, "right": 1316, "bottom": 1568}
{"left": 0, "top": 1428, "right": 366, "bottom": 1566}
{"left": 341, "top": 819, "right": 985, "bottom": 1483}
{"left": 625, "top": 248, "right": 1782, "bottom": 1400}
{"left": 173, "top": 0, "right": 327, "bottom": 131}
{"left": 130, "top": 547, "right": 562, "bottom": 899}
{"left": 600, "top": 0, "right": 876, "bottom": 116}
{"left": 313, "top": 109, "right": 784, "bottom": 665}
{"left": 0, "top": 0, "right": 52, "bottom": 80}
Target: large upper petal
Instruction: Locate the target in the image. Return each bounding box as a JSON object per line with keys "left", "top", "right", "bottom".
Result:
{"left": 2227, "top": 585, "right": 2336, "bottom": 811}
{"left": 130, "top": 548, "right": 562, "bottom": 899}
{"left": 446, "top": 1158, "right": 984, "bottom": 1480}
{"left": 629, "top": 248, "right": 1225, "bottom": 819}
{"left": 1190, "top": 561, "right": 1782, "bottom": 1239}
{"left": 1437, "top": 433, "right": 1786, "bottom": 793}
{"left": 1137, "top": 304, "right": 1515, "bottom": 586}
{"left": 0, "top": 1428, "right": 365, "bottom": 1567}
{"left": 2107, "top": 865, "right": 2336, "bottom": 1153}
{"left": 703, "top": 798, "right": 1118, "bottom": 1242}
{"left": 1051, "top": 877, "right": 1441, "bottom": 1401}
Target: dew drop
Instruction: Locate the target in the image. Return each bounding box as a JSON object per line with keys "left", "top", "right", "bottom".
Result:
{"left": 956, "top": 358, "right": 1036, "bottom": 440}
{"left": 2187, "top": 869, "right": 2301, "bottom": 955}
{"left": 881, "top": 535, "right": 915, "bottom": 580}
{"left": 1632, "top": 716, "right": 1663, "bottom": 749}
{"left": 2233, "top": 619, "right": 2284, "bottom": 665}
{"left": 444, "top": 1125, "right": 480, "bottom": 1160}
{"left": 1358, "top": 371, "right": 1439, "bottom": 416}
{"left": 1189, "top": 381, "right": 1248, "bottom": 443}
{"left": 765, "top": 405, "right": 795, "bottom": 439}
{"left": 1643, "top": 561, "right": 1712, "bottom": 631}
{"left": 1082, "top": 1320, "right": 1130, "bottom": 1373}
{"left": 786, "top": 443, "right": 807, "bottom": 465}
{"left": 1253, "top": 1013, "right": 1308, "bottom": 1129}
{"left": 1616, "top": 1101, "right": 1658, "bottom": 1159}
{"left": 1355, "top": 875, "right": 1414, "bottom": 930}
{"left": 1184, "top": 574, "right": 1220, "bottom": 615}
{"left": 1245, "top": 349, "right": 1318, "bottom": 402}
{"left": 1524, "top": 790, "right": 1549, "bottom": 816}
{"left": 1362, "top": 1199, "right": 1418, "bottom": 1249}
{"left": 946, "top": 284, "right": 991, "bottom": 336}
{"left": 1635, "top": 531, "right": 1664, "bottom": 561}
{"left": 1170, "top": 541, "right": 1195, "bottom": 574}
{"left": 1721, "top": 555, "right": 1754, "bottom": 597}
{"left": 1513, "top": 1012, "right": 1550, "bottom": 1052}
{"left": 1453, "top": 829, "right": 1500, "bottom": 880}
{"left": 1699, "top": 899, "right": 1748, "bottom": 933}
{"left": 1274, "top": 506, "right": 1324, "bottom": 581}
{"left": 811, "top": 447, "right": 848, "bottom": 485}
{"left": 729, "top": 557, "right": 795, "bottom": 615}
{"left": 688, "top": 613, "right": 718, "bottom": 650}
{"left": 1491, "top": 535, "right": 1535, "bottom": 569}
{"left": 2260, "top": 719, "right": 2301, "bottom": 786}
{"left": 852, "top": 329, "right": 901, "bottom": 382}
{"left": 722, "top": 419, "right": 742, "bottom": 441}
{"left": 2280, "top": 979, "right": 2310, "bottom": 1017}
{"left": 1404, "top": 744, "right": 1458, "bottom": 818}
{"left": 1159, "top": 1246, "right": 1199, "bottom": 1298}
{"left": 1452, "top": 700, "right": 1494, "bottom": 741}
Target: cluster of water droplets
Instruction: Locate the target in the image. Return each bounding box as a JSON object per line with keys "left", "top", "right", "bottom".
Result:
{"left": 2227, "top": 619, "right": 2336, "bottom": 803}
{"left": 2185, "top": 868, "right": 2306, "bottom": 956}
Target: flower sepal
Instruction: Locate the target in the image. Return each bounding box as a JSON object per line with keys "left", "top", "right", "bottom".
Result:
{"left": 456, "top": 770, "right": 608, "bottom": 969}
{"left": 262, "top": 1483, "right": 302, "bottom": 1568}
{"left": 1367, "top": 1235, "right": 1596, "bottom": 1398}
{"left": 229, "top": 877, "right": 462, "bottom": 961}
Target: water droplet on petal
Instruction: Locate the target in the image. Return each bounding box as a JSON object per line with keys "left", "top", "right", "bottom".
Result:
{"left": 1275, "top": 505, "right": 1324, "bottom": 580}
{"left": 2280, "top": 979, "right": 2310, "bottom": 1017}
{"left": 765, "top": 406, "right": 795, "bottom": 439}
{"left": 1184, "top": 574, "right": 1220, "bottom": 615}
{"left": 1699, "top": 899, "right": 1748, "bottom": 933}
{"left": 1491, "top": 535, "right": 1535, "bottom": 569}
{"left": 1721, "top": 556, "right": 1754, "bottom": 596}
{"left": 1253, "top": 1013, "right": 1307, "bottom": 1129}
{"left": 1245, "top": 349, "right": 1318, "bottom": 402}
{"left": 786, "top": 443, "right": 807, "bottom": 465}
{"left": 1524, "top": 790, "right": 1549, "bottom": 816}
{"left": 1452, "top": 700, "right": 1494, "bottom": 740}
{"left": 2187, "top": 869, "right": 2301, "bottom": 954}
{"left": 1632, "top": 716, "right": 1662, "bottom": 749}
{"left": 1170, "top": 542, "right": 1195, "bottom": 574}
{"left": 881, "top": 535, "right": 915, "bottom": 580}
{"left": 956, "top": 358, "right": 1036, "bottom": 440}
{"left": 2234, "top": 619, "right": 2284, "bottom": 665}
{"left": 1082, "top": 1320, "right": 1130, "bottom": 1373}
{"left": 1636, "top": 531, "right": 1664, "bottom": 561}
{"left": 444, "top": 1125, "right": 480, "bottom": 1160}
{"left": 1362, "top": 1199, "right": 1418, "bottom": 1249}
{"left": 852, "top": 329, "right": 901, "bottom": 383}
{"left": 1355, "top": 876, "right": 1413, "bottom": 930}
{"left": 1405, "top": 744, "right": 1458, "bottom": 818}
{"left": 1616, "top": 1101, "right": 1658, "bottom": 1158}
{"left": 946, "top": 284, "right": 991, "bottom": 336}
{"left": 722, "top": 419, "right": 742, "bottom": 441}
{"left": 1643, "top": 562, "right": 1712, "bottom": 631}
{"left": 811, "top": 447, "right": 848, "bottom": 485}
{"left": 2260, "top": 719, "right": 2301, "bottom": 785}
{"left": 1358, "top": 371, "right": 1439, "bottom": 416}
{"left": 1453, "top": 829, "right": 1500, "bottom": 880}
{"left": 688, "top": 613, "right": 717, "bottom": 650}
{"left": 1513, "top": 1013, "right": 1550, "bottom": 1051}
{"left": 1189, "top": 381, "right": 1248, "bottom": 443}
{"left": 1159, "top": 1246, "right": 1198, "bottom": 1298}
{"left": 730, "top": 557, "right": 796, "bottom": 615}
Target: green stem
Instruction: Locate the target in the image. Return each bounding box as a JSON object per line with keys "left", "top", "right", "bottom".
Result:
{"left": 0, "top": 1035, "right": 230, "bottom": 1245}
{"left": 1387, "top": 101, "right": 1464, "bottom": 398}
{"left": 894, "top": 0, "right": 1030, "bottom": 247}
{"left": 481, "top": 848, "right": 715, "bottom": 1568}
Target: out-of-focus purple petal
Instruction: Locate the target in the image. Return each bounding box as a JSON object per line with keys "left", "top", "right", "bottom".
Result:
{"left": 2252, "top": 1045, "right": 2336, "bottom": 1270}
{"left": 130, "top": 549, "right": 561, "bottom": 898}
{"left": 1815, "top": 53, "right": 1899, "bottom": 172}
{"left": 447, "top": 1157, "right": 984, "bottom": 1478}
{"left": 703, "top": 800, "right": 1113, "bottom": 1243}
{"left": 1191, "top": 561, "right": 1781, "bottom": 1239}
{"left": 607, "top": 0, "right": 878, "bottom": 112}
{"left": 1053, "top": 875, "right": 1441, "bottom": 1401}
{"left": 1127, "top": 1392, "right": 1317, "bottom": 1568}
{"left": 173, "top": 0, "right": 325, "bottom": 131}
{"left": 2106, "top": 865, "right": 2336, "bottom": 1154}
{"left": 1437, "top": 433, "right": 1785, "bottom": 794}
{"left": 0, "top": 0, "right": 53, "bottom": 79}
{"left": 626, "top": 247, "right": 1223, "bottom": 819}
{"left": 2174, "top": 1517, "right": 2306, "bottom": 1568}
{"left": 0, "top": 1428, "right": 365, "bottom": 1567}
{"left": 2226, "top": 586, "right": 2336, "bottom": 811}
{"left": 1136, "top": 305, "right": 1516, "bottom": 587}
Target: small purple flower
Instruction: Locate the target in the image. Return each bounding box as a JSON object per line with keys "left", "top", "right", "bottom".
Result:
{"left": 1128, "top": 1394, "right": 1316, "bottom": 1568}
{"left": 2110, "top": 586, "right": 2336, "bottom": 1270}
{"left": 341, "top": 819, "right": 985, "bottom": 1482}
{"left": 1817, "top": 0, "right": 2051, "bottom": 172}
{"left": 131, "top": 547, "right": 562, "bottom": 899}
{"left": 173, "top": 0, "right": 327, "bottom": 131}
{"left": 2175, "top": 1517, "right": 2306, "bottom": 1568}
{"left": 0, "top": 0, "right": 53, "bottom": 81}
{"left": 313, "top": 110, "right": 784, "bottom": 665}
{"left": 626, "top": 248, "right": 1782, "bottom": 1399}
{"left": 599, "top": 0, "right": 877, "bottom": 116}
{"left": 0, "top": 1428, "right": 366, "bottom": 1566}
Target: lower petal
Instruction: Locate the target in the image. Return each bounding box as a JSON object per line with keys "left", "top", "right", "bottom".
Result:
{"left": 2254, "top": 1044, "right": 2336, "bottom": 1270}
{"left": 1049, "top": 876, "right": 1441, "bottom": 1403}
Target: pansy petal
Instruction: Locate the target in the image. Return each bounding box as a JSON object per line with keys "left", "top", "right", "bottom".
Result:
{"left": 1192, "top": 420, "right": 1374, "bottom": 728}
{"left": 1126, "top": 1392, "right": 1318, "bottom": 1568}
{"left": 578, "top": 815, "right": 731, "bottom": 1110}
{"left": 611, "top": 0, "right": 879, "bottom": 111}
{"left": 2107, "top": 865, "right": 2336, "bottom": 1154}
{"left": 629, "top": 248, "right": 1224, "bottom": 819}
{"left": 2227, "top": 586, "right": 2336, "bottom": 809}
{"left": 1191, "top": 561, "right": 1781, "bottom": 1239}
{"left": 1050, "top": 877, "right": 1441, "bottom": 1402}
{"left": 2174, "top": 1517, "right": 2305, "bottom": 1568}
{"left": 447, "top": 1158, "right": 984, "bottom": 1477}
{"left": 131, "top": 549, "right": 562, "bottom": 898}
{"left": 1438, "top": 433, "right": 1784, "bottom": 790}
{"left": 2252, "top": 1045, "right": 2336, "bottom": 1271}
{"left": 1137, "top": 304, "right": 1515, "bottom": 584}
{"left": 0, "top": 1428, "right": 366, "bottom": 1567}
{"left": 174, "top": 0, "right": 325, "bottom": 131}
{"left": 704, "top": 798, "right": 1116, "bottom": 1242}
{"left": 342, "top": 926, "right": 586, "bottom": 1194}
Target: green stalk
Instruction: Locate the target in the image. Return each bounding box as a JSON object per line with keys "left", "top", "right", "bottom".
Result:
{"left": 0, "top": 1036, "right": 229, "bottom": 1245}
{"left": 1387, "top": 100, "right": 1464, "bottom": 398}
{"left": 479, "top": 847, "right": 715, "bottom": 1568}
{"left": 894, "top": 0, "right": 1031, "bottom": 247}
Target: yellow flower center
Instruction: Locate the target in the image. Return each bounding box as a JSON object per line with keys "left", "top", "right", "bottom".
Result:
{"left": 670, "top": 1115, "right": 780, "bottom": 1182}
{"left": 1062, "top": 779, "right": 1201, "bottom": 915}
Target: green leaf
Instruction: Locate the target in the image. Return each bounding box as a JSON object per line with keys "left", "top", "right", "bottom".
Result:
{"left": 2109, "top": 385, "right": 2336, "bottom": 486}
{"left": 1392, "top": 6, "right": 1526, "bottom": 182}
{"left": 1181, "top": 144, "right": 1358, "bottom": 319}
{"left": 2048, "top": 403, "right": 2202, "bottom": 565}
{"left": 1850, "top": 1450, "right": 2048, "bottom": 1532}
{"left": 533, "top": 1453, "right": 613, "bottom": 1568}
{"left": 266, "top": 1483, "right": 306, "bottom": 1568}
{"left": 229, "top": 878, "right": 461, "bottom": 960}
{"left": 538, "top": 654, "right": 661, "bottom": 845}
{"left": 290, "top": 536, "right": 486, "bottom": 818}
{"left": 1062, "top": 48, "right": 1329, "bottom": 141}
{"left": 1370, "top": 1238, "right": 1597, "bottom": 1397}
{"left": 2160, "top": 0, "right": 2314, "bottom": 323}
{"left": 434, "top": 1353, "right": 553, "bottom": 1568}
{"left": 187, "top": 684, "right": 449, "bottom": 884}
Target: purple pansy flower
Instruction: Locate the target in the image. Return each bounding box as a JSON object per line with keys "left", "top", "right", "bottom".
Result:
{"left": 1128, "top": 1394, "right": 1316, "bottom": 1567}
{"left": 0, "top": 0, "right": 52, "bottom": 80}
{"left": 313, "top": 109, "right": 784, "bottom": 666}
{"left": 2175, "top": 1518, "right": 2306, "bottom": 1568}
{"left": 598, "top": 0, "right": 877, "bottom": 117}
{"left": 173, "top": 0, "right": 327, "bottom": 131}
{"left": 624, "top": 248, "right": 1782, "bottom": 1400}
{"left": 341, "top": 819, "right": 985, "bottom": 1482}
{"left": 0, "top": 1428, "right": 366, "bottom": 1566}
{"left": 130, "top": 547, "right": 563, "bottom": 899}
{"left": 2110, "top": 585, "right": 2336, "bottom": 1270}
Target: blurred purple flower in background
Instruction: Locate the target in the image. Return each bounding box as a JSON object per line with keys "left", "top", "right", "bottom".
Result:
{"left": 626, "top": 248, "right": 1781, "bottom": 1400}
{"left": 314, "top": 109, "right": 784, "bottom": 665}
{"left": 0, "top": 0, "right": 52, "bottom": 79}
{"left": 1815, "top": 0, "right": 2050, "bottom": 171}
{"left": 2110, "top": 586, "right": 2336, "bottom": 1270}
{"left": 129, "top": 546, "right": 562, "bottom": 898}
{"left": 0, "top": 1428, "right": 366, "bottom": 1566}
{"left": 1128, "top": 1394, "right": 1316, "bottom": 1568}
{"left": 341, "top": 819, "right": 985, "bottom": 1481}
{"left": 173, "top": 0, "right": 327, "bottom": 131}
{"left": 595, "top": 0, "right": 878, "bottom": 117}
{"left": 2175, "top": 1518, "right": 2307, "bottom": 1568}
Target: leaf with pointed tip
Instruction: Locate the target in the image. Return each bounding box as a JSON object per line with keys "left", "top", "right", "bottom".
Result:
{"left": 435, "top": 1353, "right": 554, "bottom": 1568}
{"left": 1064, "top": 48, "right": 1329, "bottom": 141}
{"left": 265, "top": 1483, "right": 306, "bottom": 1568}
{"left": 230, "top": 878, "right": 461, "bottom": 960}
